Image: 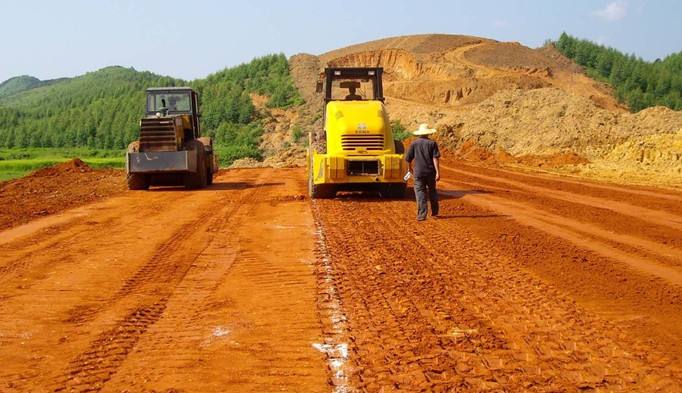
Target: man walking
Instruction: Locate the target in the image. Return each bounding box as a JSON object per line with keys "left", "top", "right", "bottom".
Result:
{"left": 405, "top": 124, "right": 441, "bottom": 221}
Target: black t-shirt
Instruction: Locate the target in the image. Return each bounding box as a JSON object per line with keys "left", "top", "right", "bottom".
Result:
{"left": 405, "top": 137, "right": 441, "bottom": 178}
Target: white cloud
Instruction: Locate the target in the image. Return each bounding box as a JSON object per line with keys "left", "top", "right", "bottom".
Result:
{"left": 593, "top": 1, "right": 628, "bottom": 21}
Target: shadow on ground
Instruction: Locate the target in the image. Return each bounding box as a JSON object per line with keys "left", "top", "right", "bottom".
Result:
{"left": 331, "top": 188, "right": 491, "bottom": 202}
{"left": 147, "top": 182, "right": 285, "bottom": 192}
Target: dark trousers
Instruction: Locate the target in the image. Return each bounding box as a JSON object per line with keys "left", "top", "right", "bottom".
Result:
{"left": 414, "top": 175, "right": 439, "bottom": 220}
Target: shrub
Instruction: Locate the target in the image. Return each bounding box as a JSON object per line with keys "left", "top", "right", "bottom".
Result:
{"left": 391, "top": 120, "right": 410, "bottom": 141}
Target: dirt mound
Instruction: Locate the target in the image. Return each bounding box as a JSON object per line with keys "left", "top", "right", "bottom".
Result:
{"left": 571, "top": 129, "right": 682, "bottom": 186}
{"left": 437, "top": 88, "right": 682, "bottom": 159}
{"left": 288, "top": 35, "right": 626, "bottom": 150}
{"left": 606, "top": 128, "right": 682, "bottom": 166}
{"left": 31, "top": 158, "right": 92, "bottom": 177}
{"left": 464, "top": 41, "right": 563, "bottom": 71}
{"left": 455, "top": 139, "right": 590, "bottom": 168}
{"left": 536, "top": 44, "right": 584, "bottom": 74}
{"left": 315, "top": 34, "right": 620, "bottom": 110}
{"left": 0, "top": 160, "right": 124, "bottom": 230}
{"left": 284, "top": 34, "right": 681, "bottom": 185}
{"left": 319, "top": 34, "right": 491, "bottom": 63}
{"left": 289, "top": 54, "right": 323, "bottom": 104}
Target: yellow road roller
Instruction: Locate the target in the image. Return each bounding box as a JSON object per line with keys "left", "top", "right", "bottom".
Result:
{"left": 307, "top": 67, "right": 406, "bottom": 198}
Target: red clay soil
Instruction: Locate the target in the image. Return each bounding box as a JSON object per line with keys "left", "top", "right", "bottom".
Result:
{"left": 2, "top": 163, "right": 682, "bottom": 391}
{"left": 452, "top": 139, "right": 590, "bottom": 168}
{"left": 313, "top": 162, "right": 682, "bottom": 391}
{"left": 0, "top": 168, "right": 326, "bottom": 392}
{"left": 0, "top": 159, "right": 124, "bottom": 230}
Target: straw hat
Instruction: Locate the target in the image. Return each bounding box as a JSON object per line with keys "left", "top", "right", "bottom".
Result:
{"left": 412, "top": 123, "right": 437, "bottom": 136}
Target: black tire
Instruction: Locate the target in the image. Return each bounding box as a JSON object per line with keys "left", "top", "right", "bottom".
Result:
{"left": 127, "top": 173, "right": 150, "bottom": 190}
{"left": 206, "top": 164, "right": 214, "bottom": 185}
{"left": 126, "top": 140, "right": 150, "bottom": 190}
{"left": 394, "top": 140, "right": 405, "bottom": 154}
{"left": 382, "top": 183, "right": 406, "bottom": 199}
{"left": 311, "top": 183, "right": 336, "bottom": 199}
{"left": 198, "top": 137, "right": 215, "bottom": 185}
{"left": 184, "top": 141, "right": 207, "bottom": 189}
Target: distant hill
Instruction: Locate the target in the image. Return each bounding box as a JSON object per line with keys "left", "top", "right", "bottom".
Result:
{"left": 0, "top": 76, "right": 42, "bottom": 98}
{"left": 0, "top": 66, "right": 184, "bottom": 149}
{"left": 314, "top": 33, "right": 679, "bottom": 113}
{"left": 291, "top": 33, "right": 682, "bottom": 182}
{"left": 0, "top": 55, "right": 302, "bottom": 164}
{"left": 2, "top": 34, "right": 680, "bottom": 174}
{"left": 0, "top": 75, "right": 72, "bottom": 99}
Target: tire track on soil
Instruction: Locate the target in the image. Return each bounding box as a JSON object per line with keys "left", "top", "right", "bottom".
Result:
{"left": 314, "top": 197, "right": 682, "bottom": 391}
{"left": 51, "top": 179, "right": 264, "bottom": 392}
{"left": 60, "top": 205, "right": 221, "bottom": 326}
{"left": 101, "top": 171, "right": 326, "bottom": 392}
{"left": 53, "top": 299, "right": 169, "bottom": 392}
{"left": 442, "top": 165, "right": 682, "bottom": 231}
{"left": 453, "top": 163, "right": 682, "bottom": 204}
{"left": 437, "top": 180, "right": 682, "bottom": 285}
{"left": 0, "top": 194, "right": 196, "bottom": 287}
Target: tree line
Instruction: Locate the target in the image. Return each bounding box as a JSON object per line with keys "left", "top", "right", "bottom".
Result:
{"left": 0, "top": 54, "right": 302, "bottom": 163}
{"left": 555, "top": 33, "right": 682, "bottom": 111}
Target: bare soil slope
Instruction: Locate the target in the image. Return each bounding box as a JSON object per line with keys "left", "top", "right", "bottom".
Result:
{"left": 438, "top": 89, "right": 682, "bottom": 159}
{"left": 289, "top": 34, "right": 682, "bottom": 186}
{"left": 317, "top": 34, "right": 619, "bottom": 110}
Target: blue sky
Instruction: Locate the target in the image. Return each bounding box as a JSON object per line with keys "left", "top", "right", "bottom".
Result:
{"left": 1, "top": 0, "right": 680, "bottom": 82}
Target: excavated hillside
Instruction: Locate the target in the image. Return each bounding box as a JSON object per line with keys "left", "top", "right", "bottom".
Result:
{"left": 318, "top": 34, "right": 620, "bottom": 111}
{"left": 289, "top": 34, "right": 682, "bottom": 186}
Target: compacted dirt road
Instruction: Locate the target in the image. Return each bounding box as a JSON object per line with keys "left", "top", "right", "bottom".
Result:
{"left": 315, "top": 162, "right": 682, "bottom": 391}
{"left": 0, "top": 168, "right": 326, "bottom": 392}
{"left": 1, "top": 164, "right": 682, "bottom": 392}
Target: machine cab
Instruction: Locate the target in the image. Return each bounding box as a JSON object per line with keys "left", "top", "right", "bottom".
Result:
{"left": 145, "top": 87, "right": 201, "bottom": 136}
{"left": 308, "top": 67, "right": 405, "bottom": 198}
{"left": 146, "top": 87, "right": 199, "bottom": 115}
{"left": 318, "top": 67, "right": 385, "bottom": 103}
{"left": 318, "top": 67, "right": 390, "bottom": 155}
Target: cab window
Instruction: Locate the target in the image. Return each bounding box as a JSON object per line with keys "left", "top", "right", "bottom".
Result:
{"left": 331, "top": 78, "right": 375, "bottom": 101}
{"left": 147, "top": 92, "right": 191, "bottom": 113}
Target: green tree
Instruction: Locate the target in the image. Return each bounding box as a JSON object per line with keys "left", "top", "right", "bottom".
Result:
{"left": 0, "top": 54, "right": 303, "bottom": 165}
{"left": 553, "top": 33, "right": 682, "bottom": 111}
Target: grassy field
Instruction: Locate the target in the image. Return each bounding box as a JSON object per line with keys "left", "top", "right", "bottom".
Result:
{"left": 0, "top": 148, "right": 124, "bottom": 181}
{"left": 0, "top": 145, "right": 257, "bottom": 181}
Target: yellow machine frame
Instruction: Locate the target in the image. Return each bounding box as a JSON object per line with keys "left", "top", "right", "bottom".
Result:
{"left": 308, "top": 67, "right": 406, "bottom": 198}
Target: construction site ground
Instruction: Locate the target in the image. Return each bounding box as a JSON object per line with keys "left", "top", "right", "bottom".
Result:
{"left": 1, "top": 163, "right": 682, "bottom": 392}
